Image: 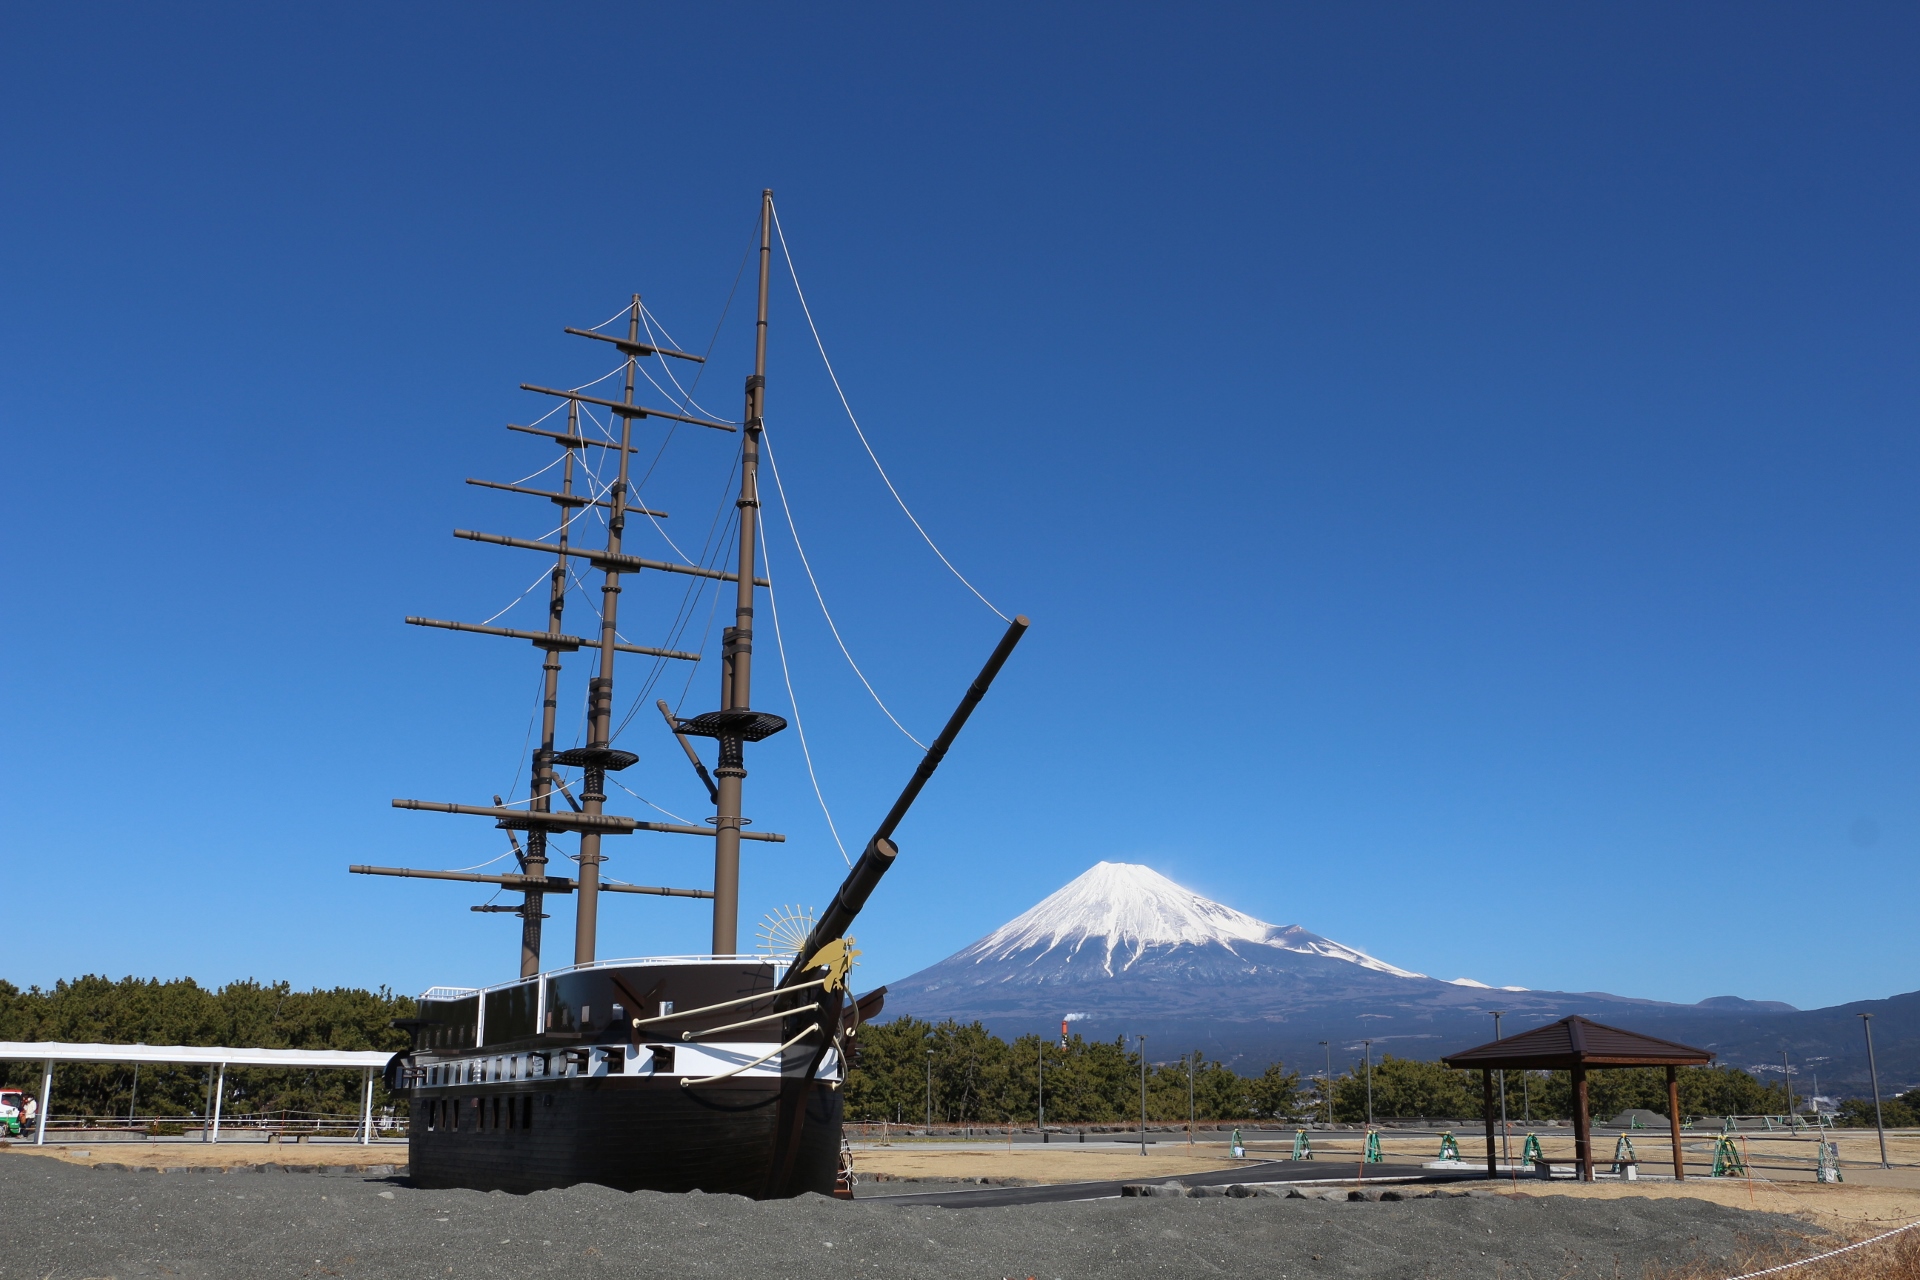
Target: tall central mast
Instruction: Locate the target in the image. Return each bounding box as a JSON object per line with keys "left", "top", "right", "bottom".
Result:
{"left": 710, "top": 190, "right": 774, "bottom": 955}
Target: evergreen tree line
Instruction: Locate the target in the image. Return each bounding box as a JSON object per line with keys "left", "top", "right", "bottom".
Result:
{"left": 850, "top": 1021, "right": 1917, "bottom": 1127}
{"left": 0, "top": 976, "right": 414, "bottom": 1126}
{"left": 846, "top": 1018, "right": 1301, "bottom": 1124}
{"left": 7, "top": 979, "right": 1911, "bottom": 1131}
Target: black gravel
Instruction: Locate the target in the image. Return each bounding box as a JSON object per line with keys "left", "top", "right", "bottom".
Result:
{"left": 0, "top": 1157, "right": 1810, "bottom": 1280}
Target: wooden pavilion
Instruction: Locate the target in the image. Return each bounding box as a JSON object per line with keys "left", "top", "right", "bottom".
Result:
{"left": 1442, "top": 1015, "right": 1714, "bottom": 1181}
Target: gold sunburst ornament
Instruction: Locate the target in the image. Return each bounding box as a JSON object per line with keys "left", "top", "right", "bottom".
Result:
{"left": 755, "top": 905, "right": 815, "bottom": 957}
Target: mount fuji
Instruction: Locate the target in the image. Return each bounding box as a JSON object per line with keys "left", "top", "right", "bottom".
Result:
{"left": 881, "top": 863, "right": 1915, "bottom": 1091}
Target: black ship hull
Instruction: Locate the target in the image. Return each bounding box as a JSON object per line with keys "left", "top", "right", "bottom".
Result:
{"left": 397, "top": 958, "right": 845, "bottom": 1198}
{"left": 406, "top": 1073, "right": 841, "bottom": 1197}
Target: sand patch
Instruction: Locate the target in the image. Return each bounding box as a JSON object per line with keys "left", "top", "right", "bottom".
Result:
{"left": 0, "top": 1140, "right": 405, "bottom": 1169}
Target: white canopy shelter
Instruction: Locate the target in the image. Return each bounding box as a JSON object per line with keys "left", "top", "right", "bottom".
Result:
{"left": 0, "top": 1041, "right": 397, "bottom": 1146}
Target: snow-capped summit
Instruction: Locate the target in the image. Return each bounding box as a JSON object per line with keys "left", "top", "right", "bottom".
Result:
{"left": 882, "top": 860, "right": 1813, "bottom": 1076}
{"left": 959, "top": 861, "right": 1426, "bottom": 979}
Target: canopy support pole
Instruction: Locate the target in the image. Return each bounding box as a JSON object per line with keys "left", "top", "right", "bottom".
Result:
{"left": 1482, "top": 1069, "right": 1497, "bottom": 1179}
{"left": 1666, "top": 1066, "right": 1685, "bottom": 1179}
{"left": 1572, "top": 1065, "right": 1592, "bottom": 1182}
{"left": 360, "top": 1067, "right": 375, "bottom": 1144}
{"left": 34, "top": 1059, "right": 51, "bottom": 1145}
{"left": 210, "top": 1064, "right": 226, "bottom": 1144}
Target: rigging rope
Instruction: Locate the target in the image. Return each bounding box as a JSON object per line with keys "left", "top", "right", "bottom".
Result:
{"left": 564, "top": 360, "right": 631, "bottom": 396}
{"left": 769, "top": 201, "right": 1010, "bottom": 622}
{"left": 610, "top": 776, "right": 695, "bottom": 826}
{"left": 758, "top": 516, "right": 853, "bottom": 866}
{"left": 608, "top": 458, "right": 741, "bottom": 741}
{"left": 674, "top": 212, "right": 760, "bottom": 399}
{"left": 478, "top": 565, "right": 559, "bottom": 627}
{"left": 504, "top": 449, "right": 565, "bottom": 488}
{"left": 641, "top": 305, "right": 735, "bottom": 423}
{"left": 761, "top": 422, "right": 925, "bottom": 750}
{"left": 435, "top": 850, "right": 517, "bottom": 874}
{"left": 583, "top": 301, "right": 635, "bottom": 333}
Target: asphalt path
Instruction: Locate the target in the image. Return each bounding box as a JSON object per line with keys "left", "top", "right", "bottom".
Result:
{"left": 854, "top": 1160, "right": 1473, "bottom": 1207}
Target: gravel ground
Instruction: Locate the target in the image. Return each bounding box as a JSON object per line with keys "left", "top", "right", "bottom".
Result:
{"left": 0, "top": 1157, "right": 1807, "bottom": 1280}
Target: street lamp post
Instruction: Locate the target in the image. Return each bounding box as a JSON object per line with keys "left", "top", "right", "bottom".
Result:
{"left": 1363, "top": 1040, "right": 1374, "bottom": 1129}
{"left": 1319, "top": 1041, "right": 1332, "bottom": 1127}
{"left": 1188, "top": 1050, "right": 1197, "bottom": 1149}
{"left": 925, "top": 1049, "right": 933, "bottom": 1131}
{"left": 1782, "top": 1050, "right": 1794, "bottom": 1123}
{"left": 1492, "top": 1011, "right": 1510, "bottom": 1169}
{"left": 1138, "top": 1035, "right": 1149, "bottom": 1156}
{"left": 1038, "top": 1035, "right": 1046, "bottom": 1144}
{"left": 1861, "top": 1014, "right": 1890, "bottom": 1169}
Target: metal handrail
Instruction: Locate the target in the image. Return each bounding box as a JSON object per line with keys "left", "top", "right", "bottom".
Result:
{"left": 416, "top": 954, "right": 794, "bottom": 1003}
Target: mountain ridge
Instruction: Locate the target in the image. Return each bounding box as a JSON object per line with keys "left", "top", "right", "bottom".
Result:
{"left": 881, "top": 862, "right": 1914, "bottom": 1093}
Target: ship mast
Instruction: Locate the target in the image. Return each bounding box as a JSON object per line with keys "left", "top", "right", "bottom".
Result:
{"left": 359, "top": 273, "right": 797, "bottom": 975}
{"left": 513, "top": 401, "right": 578, "bottom": 975}
{"left": 710, "top": 190, "right": 775, "bottom": 956}
{"left": 565, "top": 298, "right": 643, "bottom": 964}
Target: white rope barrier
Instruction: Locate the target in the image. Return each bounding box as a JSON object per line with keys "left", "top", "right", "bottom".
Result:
{"left": 1721, "top": 1218, "right": 1920, "bottom": 1280}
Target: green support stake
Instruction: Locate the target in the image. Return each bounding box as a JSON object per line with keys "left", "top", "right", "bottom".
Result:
{"left": 1816, "top": 1141, "right": 1842, "bottom": 1184}
{"left": 1363, "top": 1129, "right": 1383, "bottom": 1164}
{"left": 1521, "top": 1132, "right": 1543, "bottom": 1165}
{"left": 1291, "top": 1130, "right": 1313, "bottom": 1161}
{"left": 1711, "top": 1135, "right": 1747, "bottom": 1177}
{"left": 1437, "top": 1131, "right": 1461, "bottom": 1162}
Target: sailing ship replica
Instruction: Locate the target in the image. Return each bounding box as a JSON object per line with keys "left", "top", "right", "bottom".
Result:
{"left": 353, "top": 191, "right": 1026, "bottom": 1197}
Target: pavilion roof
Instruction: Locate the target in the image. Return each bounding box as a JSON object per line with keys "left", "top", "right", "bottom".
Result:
{"left": 1440, "top": 1015, "right": 1714, "bottom": 1071}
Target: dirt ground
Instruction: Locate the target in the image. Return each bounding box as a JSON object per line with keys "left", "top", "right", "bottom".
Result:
{"left": 852, "top": 1142, "right": 1268, "bottom": 1183}
{"left": 1497, "top": 1178, "right": 1920, "bottom": 1236}
{"left": 0, "top": 1139, "right": 406, "bottom": 1168}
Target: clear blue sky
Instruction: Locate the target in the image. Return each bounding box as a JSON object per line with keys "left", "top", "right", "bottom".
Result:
{"left": 3, "top": 4, "right": 1915, "bottom": 1013}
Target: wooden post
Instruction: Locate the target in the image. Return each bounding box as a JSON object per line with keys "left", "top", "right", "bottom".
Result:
{"left": 1572, "top": 1065, "right": 1592, "bottom": 1182}
{"left": 1667, "top": 1065, "right": 1685, "bottom": 1180}
{"left": 1483, "top": 1069, "right": 1498, "bottom": 1179}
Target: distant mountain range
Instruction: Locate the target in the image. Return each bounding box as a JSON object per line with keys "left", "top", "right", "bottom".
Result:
{"left": 883, "top": 862, "right": 1916, "bottom": 1097}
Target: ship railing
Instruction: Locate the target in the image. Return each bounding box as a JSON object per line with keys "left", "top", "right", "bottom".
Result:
{"left": 417, "top": 954, "right": 798, "bottom": 1004}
